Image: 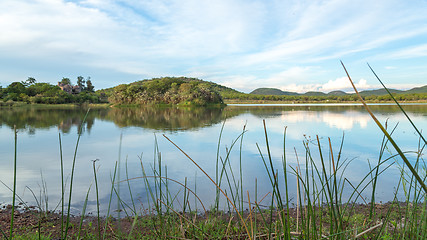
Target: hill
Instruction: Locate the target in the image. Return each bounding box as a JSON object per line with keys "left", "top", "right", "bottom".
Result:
{"left": 108, "top": 77, "right": 224, "bottom": 106}
{"left": 304, "top": 91, "right": 327, "bottom": 96}
{"left": 358, "top": 88, "right": 403, "bottom": 96}
{"left": 403, "top": 85, "right": 427, "bottom": 94}
{"left": 327, "top": 90, "right": 348, "bottom": 96}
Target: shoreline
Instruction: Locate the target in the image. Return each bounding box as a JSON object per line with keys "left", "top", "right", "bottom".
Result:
{"left": 0, "top": 201, "right": 416, "bottom": 239}
{"left": 1, "top": 100, "right": 427, "bottom": 108}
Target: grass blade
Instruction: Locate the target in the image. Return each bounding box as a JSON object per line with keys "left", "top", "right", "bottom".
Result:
{"left": 9, "top": 126, "right": 18, "bottom": 239}
{"left": 341, "top": 61, "right": 427, "bottom": 194}
{"left": 64, "top": 109, "right": 90, "bottom": 239}
{"left": 367, "top": 62, "right": 426, "bottom": 145}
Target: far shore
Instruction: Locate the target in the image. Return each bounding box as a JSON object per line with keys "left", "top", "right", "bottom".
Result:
{"left": 1, "top": 99, "right": 427, "bottom": 108}
{"left": 223, "top": 99, "right": 427, "bottom": 104}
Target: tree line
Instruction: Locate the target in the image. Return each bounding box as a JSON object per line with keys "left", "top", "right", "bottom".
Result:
{"left": 0, "top": 76, "right": 104, "bottom": 105}
{"left": 220, "top": 92, "right": 427, "bottom": 102}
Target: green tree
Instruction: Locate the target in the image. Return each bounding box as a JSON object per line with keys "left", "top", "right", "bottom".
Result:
{"left": 61, "top": 77, "right": 71, "bottom": 85}
{"left": 86, "top": 78, "right": 94, "bottom": 92}
{"left": 6, "top": 82, "right": 26, "bottom": 94}
{"left": 22, "top": 77, "right": 37, "bottom": 86}
{"left": 77, "top": 76, "right": 85, "bottom": 90}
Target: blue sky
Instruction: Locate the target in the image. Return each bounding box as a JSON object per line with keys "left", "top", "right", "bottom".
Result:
{"left": 0, "top": 0, "right": 426, "bottom": 93}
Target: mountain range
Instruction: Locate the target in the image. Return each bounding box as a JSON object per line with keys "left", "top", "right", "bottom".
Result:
{"left": 249, "top": 85, "right": 427, "bottom": 96}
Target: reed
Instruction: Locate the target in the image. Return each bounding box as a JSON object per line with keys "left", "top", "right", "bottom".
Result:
{"left": 64, "top": 109, "right": 90, "bottom": 239}
{"left": 92, "top": 159, "right": 101, "bottom": 240}
{"left": 9, "top": 126, "right": 18, "bottom": 239}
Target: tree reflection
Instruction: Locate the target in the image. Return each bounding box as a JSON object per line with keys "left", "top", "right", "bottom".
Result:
{"left": 103, "top": 106, "right": 226, "bottom": 131}
{"left": 0, "top": 104, "right": 425, "bottom": 134}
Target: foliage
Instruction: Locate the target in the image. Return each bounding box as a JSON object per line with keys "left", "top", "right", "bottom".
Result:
{"left": 108, "top": 77, "right": 224, "bottom": 106}
{"left": 1, "top": 78, "right": 103, "bottom": 105}
{"left": 226, "top": 92, "right": 427, "bottom": 103}
{"left": 60, "top": 77, "right": 71, "bottom": 85}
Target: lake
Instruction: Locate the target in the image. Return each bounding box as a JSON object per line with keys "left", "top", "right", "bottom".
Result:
{"left": 0, "top": 104, "right": 426, "bottom": 215}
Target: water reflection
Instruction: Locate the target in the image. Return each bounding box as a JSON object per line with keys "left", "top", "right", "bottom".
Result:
{"left": 103, "top": 107, "right": 226, "bottom": 131}
{"left": 0, "top": 106, "right": 230, "bottom": 133}
{"left": 1, "top": 104, "right": 425, "bottom": 133}
{"left": 0, "top": 108, "right": 103, "bottom": 134}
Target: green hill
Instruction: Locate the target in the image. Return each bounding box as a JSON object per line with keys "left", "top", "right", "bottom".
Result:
{"left": 108, "top": 77, "right": 224, "bottom": 106}
{"left": 403, "top": 85, "right": 427, "bottom": 94}
{"left": 358, "top": 88, "right": 403, "bottom": 96}
{"left": 303, "top": 91, "right": 327, "bottom": 96}
{"left": 328, "top": 90, "right": 348, "bottom": 96}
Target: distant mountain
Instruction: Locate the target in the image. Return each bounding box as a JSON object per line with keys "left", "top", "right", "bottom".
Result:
{"left": 358, "top": 88, "right": 403, "bottom": 96}
{"left": 249, "top": 85, "right": 427, "bottom": 96}
{"left": 403, "top": 85, "right": 427, "bottom": 94}
{"left": 327, "top": 90, "right": 348, "bottom": 96}
{"left": 303, "top": 91, "right": 327, "bottom": 96}
{"left": 250, "top": 88, "right": 299, "bottom": 95}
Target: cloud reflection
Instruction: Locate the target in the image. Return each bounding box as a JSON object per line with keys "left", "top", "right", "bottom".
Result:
{"left": 280, "top": 111, "right": 370, "bottom": 130}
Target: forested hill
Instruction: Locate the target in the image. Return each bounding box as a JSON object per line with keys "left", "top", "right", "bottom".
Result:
{"left": 107, "top": 77, "right": 225, "bottom": 106}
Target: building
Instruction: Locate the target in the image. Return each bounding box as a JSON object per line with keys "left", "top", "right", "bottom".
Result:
{"left": 58, "top": 82, "right": 81, "bottom": 94}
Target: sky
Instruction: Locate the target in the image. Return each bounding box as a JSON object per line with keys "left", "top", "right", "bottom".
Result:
{"left": 0, "top": 0, "right": 426, "bottom": 93}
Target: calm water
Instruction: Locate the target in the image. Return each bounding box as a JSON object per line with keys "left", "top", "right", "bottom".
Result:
{"left": 0, "top": 104, "right": 426, "bottom": 215}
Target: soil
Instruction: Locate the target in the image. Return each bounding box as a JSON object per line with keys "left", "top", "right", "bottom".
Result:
{"left": 0, "top": 201, "right": 417, "bottom": 239}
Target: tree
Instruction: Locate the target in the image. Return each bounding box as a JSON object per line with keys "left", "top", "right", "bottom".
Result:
{"left": 77, "top": 76, "right": 85, "bottom": 90}
{"left": 60, "top": 77, "right": 71, "bottom": 85}
{"left": 6, "top": 82, "right": 26, "bottom": 94}
{"left": 22, "top": 77, "right": 36, "bottom": 86}
{"left": 86, "top": 78, "right": 94, "bottom": 92}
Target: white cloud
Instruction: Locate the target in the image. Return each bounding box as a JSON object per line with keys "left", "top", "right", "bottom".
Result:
{"left": 280, "top": 111, "right": 371, "bottom": 130}
{"left": 0, "top": 0, "right": 426, "bottom": 88}
{"left": 281, "top": 77, "right": 377, "bottom": 93}
{"left": 386, "top": 44, "right": 427, "bottom": 59}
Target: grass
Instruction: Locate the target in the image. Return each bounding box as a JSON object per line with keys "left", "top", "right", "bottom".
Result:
{"left": 1, "top": 65, "right": 426, "bottom": 239}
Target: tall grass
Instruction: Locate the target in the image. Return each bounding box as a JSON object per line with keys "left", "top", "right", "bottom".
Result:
{"left": 9, "top": 126, "right": 18, "bottom": 239}
{"left": 63, "top": 109, "right": 90, "bottom": 239}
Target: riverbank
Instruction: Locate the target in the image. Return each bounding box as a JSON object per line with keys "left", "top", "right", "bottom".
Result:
{"left": 223, "top": 99, "right": 427, "bottom": 104}
{"left": 1, "top": 201, "right": 420, "bottom": 239}
{"left": 0, "top": 102, "right": 111, "bottom": 108}
{"left": 1, "top": 99, "right": 427, "bottom": 108}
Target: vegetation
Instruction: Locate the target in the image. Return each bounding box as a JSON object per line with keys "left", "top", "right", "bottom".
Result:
{"left": 0, "top": 77, "right": 104, "bottom": 105}
{"left": 2, "top": 75, "right": 426, "bottom": 107}
{"left": 224, "top": 92, "right": 427, "bottom": 103}
{"left": 108, "top": 77, "right": 224, "bottom": 106}
{"left": 241, "top": 85, "right": 427, "bottom": 103}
